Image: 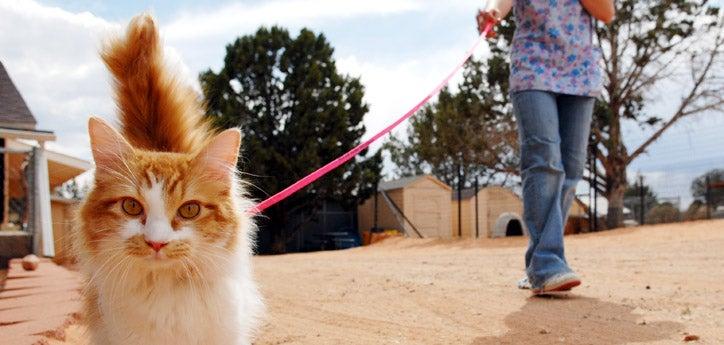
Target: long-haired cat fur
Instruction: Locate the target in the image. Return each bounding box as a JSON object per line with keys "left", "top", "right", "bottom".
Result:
{"left": 75, "top": 13, "right": 263, "bottom": 345}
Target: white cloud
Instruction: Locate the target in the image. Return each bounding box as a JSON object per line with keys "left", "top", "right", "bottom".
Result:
{"left": 0, "top": 0, "right": 483, "bottom": 165}
{"left": 163, "top": 0, "right": 421, "bottom": 42}
{"left": 336, "top": 39, "right": 491, "bottom": 146}
{"left": 0, "top": 0, "right": 120, "bottom": 159}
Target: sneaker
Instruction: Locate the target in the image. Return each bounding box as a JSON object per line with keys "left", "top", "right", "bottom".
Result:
{"left": 532, "top": 272, "right": 581, "bottom": 295}
{"left": 517, "top": 277, "right": 531, "bottom": 290}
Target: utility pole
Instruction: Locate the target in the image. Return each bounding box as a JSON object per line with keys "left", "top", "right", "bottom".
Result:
{"left": 373, "top": 181, "right": 379, "bottom": 231}
{"left": 639, "top": 175, "right": 645, "bottom": 226}
{"left": 706, "top": 176, "right": 712, "bottom": 220}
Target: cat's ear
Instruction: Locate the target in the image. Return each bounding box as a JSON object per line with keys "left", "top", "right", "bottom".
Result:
{"left": 88, "top": 116, "right": 133, "bottom": 171}
{"left": 195, "top": 128, "right": 241, "bottom": 180}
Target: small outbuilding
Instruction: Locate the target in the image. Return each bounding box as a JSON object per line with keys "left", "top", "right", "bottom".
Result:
{"left": 564, "top": 197, "right": 591, "bottom": 235}
{"left": 451, "top": 186, "right": 527, "bottom": 238}
{"left": 358, "top": 175, "right": 452, "bottom": 238}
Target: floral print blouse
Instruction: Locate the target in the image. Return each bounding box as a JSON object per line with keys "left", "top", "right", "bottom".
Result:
{"left": 509, "top": 0, "right": 603, "bottom": 97}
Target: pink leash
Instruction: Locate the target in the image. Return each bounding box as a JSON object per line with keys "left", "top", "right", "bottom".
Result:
{"left": 248, "top": 23, "right": 493, "bottom": 215}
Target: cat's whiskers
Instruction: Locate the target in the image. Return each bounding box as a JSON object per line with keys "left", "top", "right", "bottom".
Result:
{"left": 93, "top": 148, "right": 140, "bottom": 187}
{"left": 185, "top": 256, "right": 213, "bottom": 294}
{"left": 178, "top": 258, "right": 203, "bottom": 300}
{"left": 104, "top": 256, "right": 133, "bottom": 327}
{"left": 97, "top": 145, "right": 138, "bottom": 177}
{"left": 86, "top": 249, "right": 126, "bottom": 286}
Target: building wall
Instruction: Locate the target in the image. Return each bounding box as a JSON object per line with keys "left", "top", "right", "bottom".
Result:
{"left": 50, "top": 198, "right": 76, "bottom": 264}
{"left": 450, "top": 187, "right": 525, "bottom": 238}
{"left": 358, "top": 176, "right": 452, "bottom": 239}
{"left": 357, "top": 188, "right": 405, "bottom": 233}
{"left": 451, "top": 198, "right": 475, "bottom": 238}
{"left": 403, "top": 178, "right": 451, "bottom": 239}
{"left": 364, "top": 184, "right": 586, "bottom": 239}
{"left": 357, "top": 197, "right": 373, "bottom": 233}
{"left": 482, "top": 187, "right": 525, "bottom": 238}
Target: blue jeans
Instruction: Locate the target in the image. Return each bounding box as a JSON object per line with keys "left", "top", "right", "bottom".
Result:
{"left": 511, "top": 90, "right": 594, "bottom": 289}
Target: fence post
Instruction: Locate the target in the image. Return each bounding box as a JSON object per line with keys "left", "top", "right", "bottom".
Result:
{"left": 373, "top": 181, "right": 379, "bottom": 231}
{"left": 587, "top": 144, "right": 592, "bottom": 232}
{"left": 589, "top": 143, "right": 598, "bottom": 232}
{"left": 474, "top": 176, "right": 479, "bottom": 239}
{"left": 639, "top": 175, "right": 645, "bottom": 225}
{"left": 705, "top": 176, "right": 712, "bottom": 220}
{"left": 457, "top": 165, "right": 462, "bottom": 238}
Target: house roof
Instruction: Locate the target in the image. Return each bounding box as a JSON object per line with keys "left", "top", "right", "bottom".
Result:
{"left": 0, "top": 126, "right": 55, "bottom": 142}
{"left": 0, "top": 61, "right": 38, "bottom": 130}
{"left": 378, "top": 175, "right": 451, "bottom": 191}
{"left": 6, "top": 139, "right": 91, "bottom": 190}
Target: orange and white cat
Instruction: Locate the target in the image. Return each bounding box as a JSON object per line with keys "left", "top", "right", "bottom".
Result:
{"left": 75, "top": 14, "right": 263, "bottom": 345}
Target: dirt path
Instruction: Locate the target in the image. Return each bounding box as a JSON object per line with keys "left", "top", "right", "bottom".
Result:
{"left": 54, "top": 220, "right": 724, "bottom": 344}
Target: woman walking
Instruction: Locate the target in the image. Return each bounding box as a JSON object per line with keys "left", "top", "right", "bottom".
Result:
{"left": 477, "top": 0, "right": 614, "bottom": 294}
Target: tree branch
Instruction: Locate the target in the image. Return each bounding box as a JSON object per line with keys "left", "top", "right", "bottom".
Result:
{"left": 627, "top": 31, "right": 723, "bottom": 164}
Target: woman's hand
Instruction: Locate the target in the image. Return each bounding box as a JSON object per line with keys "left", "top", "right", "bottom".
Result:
{"left": 476, "top": 9, "right": 500, "bottom": 37}
{"left": 476, "top": 0, "right": 512, "bottom": 37}
{"left": 580, "top": 0, "right": 616, "bottom": 24}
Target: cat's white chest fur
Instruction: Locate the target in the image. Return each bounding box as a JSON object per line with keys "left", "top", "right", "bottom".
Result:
{"left": 92, "top": 256, "right": 262, "bottom": 345}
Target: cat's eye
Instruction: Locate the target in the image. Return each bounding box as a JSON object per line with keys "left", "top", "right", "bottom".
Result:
{"left": 178, "top": 202, "right": 201, "bottom": 219}
{"left": 121, "top": 198, "right": 143, "bottom": 216}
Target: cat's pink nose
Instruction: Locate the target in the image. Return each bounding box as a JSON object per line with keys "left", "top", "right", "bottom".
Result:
{"left": 145, "top": 240, "right": 168, "bottom": 252}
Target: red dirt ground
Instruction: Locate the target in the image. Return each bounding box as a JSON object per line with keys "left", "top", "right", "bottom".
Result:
{"left": 0, "top": 258, "right": 81, "bottom": 345}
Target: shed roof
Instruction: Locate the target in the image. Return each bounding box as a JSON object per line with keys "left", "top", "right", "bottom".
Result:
{"left": 378, "top": 176, "right": 420, "bottom": 191}
{"left": 451, "top": 188, "right": 477, "bottom": 201}
{"left": 0, "top": 61, "right": 37, "bottom": 130}
{"left": 451, "top": 185, "right": 522, "bottom": 201}
{"left": 378, "top": 175, "right": 451, "bottom": 191}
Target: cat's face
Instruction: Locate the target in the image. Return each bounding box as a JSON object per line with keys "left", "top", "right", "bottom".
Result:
{"left": 80, "top": 118, "right": 244, "bottom": 272}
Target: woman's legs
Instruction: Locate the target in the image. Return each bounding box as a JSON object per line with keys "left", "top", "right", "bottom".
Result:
{"left": 512, "top": 90, "right": 568, "bottom": 289}
{"left": 511, "top": 91, "right": 594, "bottom": 289}
{"left": 557, "top": 94, "right": 595, "bottom": 224}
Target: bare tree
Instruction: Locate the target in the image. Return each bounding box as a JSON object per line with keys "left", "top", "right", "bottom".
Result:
{"left": 591, "top": 0, "right": 723, "bottom": 228}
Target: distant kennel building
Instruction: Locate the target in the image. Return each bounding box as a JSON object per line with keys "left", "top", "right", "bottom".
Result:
{"left": 358, "top": 175, "right": 452, "bottom": 238}
{"left": 451, "top": 186, "right": 527, "bottom": 238}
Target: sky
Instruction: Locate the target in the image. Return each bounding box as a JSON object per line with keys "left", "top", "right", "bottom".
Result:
{"left": 0, "top": 0, "right": 722, "bottom": 209}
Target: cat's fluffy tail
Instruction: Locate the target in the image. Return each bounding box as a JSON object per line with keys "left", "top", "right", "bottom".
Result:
{"left": 101, "top": 13, "right": 210, "bottom": 153}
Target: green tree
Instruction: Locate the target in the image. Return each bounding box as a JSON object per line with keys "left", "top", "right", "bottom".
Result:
{"left": 485, "top": 1, "right": 723, "bottom": 229}
{"left": 384, "top": 59, "right": 518, "bottom": 188}
{"left": 200, "top": 26, "right": 381, "bottom": 253}
{"left": 691, "top": 168, "right": 724, "bottom": 206}
{"left": 54, "top": 178, "right": 87, "bottom": 200}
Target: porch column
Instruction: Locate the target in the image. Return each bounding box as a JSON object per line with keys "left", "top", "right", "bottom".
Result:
{"left": 1, "top": 138, "right": 6, "bottom": 226}
{"left": 31, "top": 145, "right": 54, "bottom": 257}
